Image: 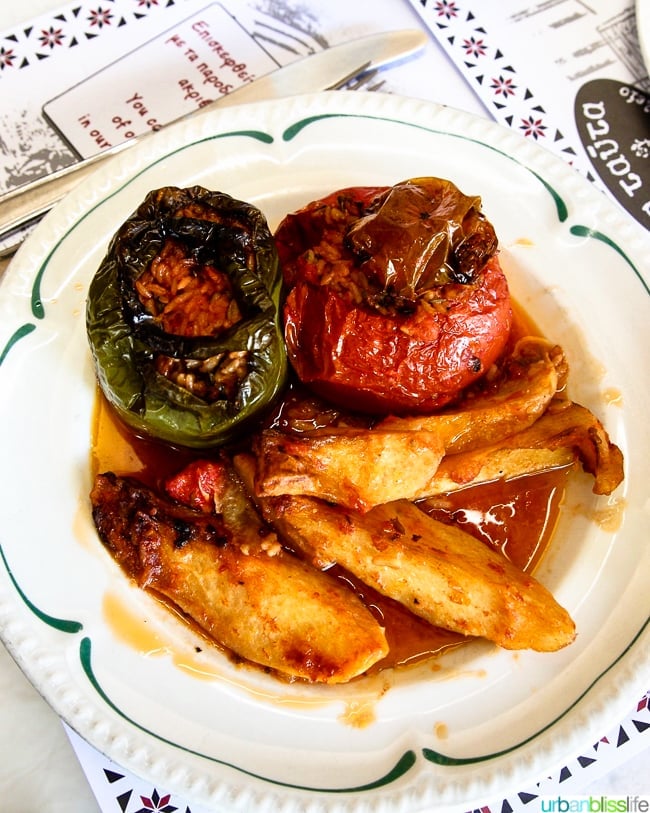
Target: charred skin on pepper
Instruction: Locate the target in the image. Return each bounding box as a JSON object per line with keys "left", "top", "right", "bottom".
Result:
{"left": 86, "top": 186, "right": 288, "bottom": 449}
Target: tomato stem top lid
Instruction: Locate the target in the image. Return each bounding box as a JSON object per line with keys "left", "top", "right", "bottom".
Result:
{"left": 345, "top": 177, "right": 498, "bottom": 298}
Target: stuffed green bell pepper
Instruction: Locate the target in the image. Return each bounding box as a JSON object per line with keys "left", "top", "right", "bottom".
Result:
{"left": 86, "top": 186, "right": 288, "bottom": 449}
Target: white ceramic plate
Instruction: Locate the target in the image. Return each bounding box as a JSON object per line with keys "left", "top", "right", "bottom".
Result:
{"left": 0, "top": 92, "right": 648, "bottom": 813}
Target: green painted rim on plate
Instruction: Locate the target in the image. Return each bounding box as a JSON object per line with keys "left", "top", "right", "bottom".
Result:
{"left": 78, "top": 635, "right": 417, "bottom": 793}
{"left": 0, "top": 542, "right": 82, "bottom": 634}
{"left": 0, "top": 323, "right": 36, "bottom": 366}
{"left": 282, "top": 112, "right": 570, "bottom": 222}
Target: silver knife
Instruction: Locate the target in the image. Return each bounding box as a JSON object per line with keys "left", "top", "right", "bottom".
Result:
{"left": 0, "top": 29, "right": 426, "bottom": 257}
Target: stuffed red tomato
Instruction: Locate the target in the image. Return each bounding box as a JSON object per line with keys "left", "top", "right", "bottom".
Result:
{"left": 276, "top": 177, "right": 513, "bottom": 414}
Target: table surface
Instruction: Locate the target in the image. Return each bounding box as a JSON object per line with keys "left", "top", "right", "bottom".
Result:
{"left": 1, "top": 1, "right": 648, "bottom": 809}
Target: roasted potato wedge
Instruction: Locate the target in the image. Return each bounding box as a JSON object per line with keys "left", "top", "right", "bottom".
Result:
{"left": 421, "top": 398, "right": 624, "bottom": 496}
{"left": 90, "top": 467, "right": 388, "bottom": 683}
{"left": 236, "top": 455, "right": 576, "bottom": 652}
{"left": 254, "top": 338, "right": 622, "bottom": 510}
{"left": 253, "top": 338, "right": 575, "bottom": 511}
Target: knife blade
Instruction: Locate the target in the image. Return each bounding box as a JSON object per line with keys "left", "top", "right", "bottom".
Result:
{"left": 0, "top": 29, "right": 426, "bottom": 257}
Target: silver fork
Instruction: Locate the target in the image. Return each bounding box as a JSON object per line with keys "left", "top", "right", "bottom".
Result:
{"left": 336, "top": 69, "right": 386, "bottom": 92}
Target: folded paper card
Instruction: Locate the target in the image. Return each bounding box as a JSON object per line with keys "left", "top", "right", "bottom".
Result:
{"left": 42, "top": 3, "right": 281, "bottom": 157}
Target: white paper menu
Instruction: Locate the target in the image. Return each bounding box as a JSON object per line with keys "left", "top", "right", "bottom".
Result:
{"left": 407, "top": 0, "right": 650, "bottom": 229}
{"left": 0, "top": 0, "right": 332, "bottom": 254}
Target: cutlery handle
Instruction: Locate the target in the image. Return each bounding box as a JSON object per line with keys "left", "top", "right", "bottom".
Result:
{"left": 0, "top": 147, "right": 129, "bottom": 250}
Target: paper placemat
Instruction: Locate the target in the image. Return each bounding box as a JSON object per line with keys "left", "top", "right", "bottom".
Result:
{"left": 0, "top": 0, "right": 326, "bottom": 193}
{"left": 406, "top": 0, "right": 650, "bottom": 229}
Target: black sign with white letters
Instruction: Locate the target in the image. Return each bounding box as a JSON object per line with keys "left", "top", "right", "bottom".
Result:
{"left": 575, "top": 79, "right": 650, "bottom": 229}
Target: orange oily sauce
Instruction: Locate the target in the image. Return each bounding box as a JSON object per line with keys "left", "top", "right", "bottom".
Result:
{"left": 91, "top": 392, "right": 571, "bottom": 675}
